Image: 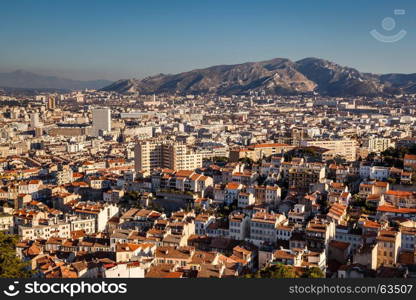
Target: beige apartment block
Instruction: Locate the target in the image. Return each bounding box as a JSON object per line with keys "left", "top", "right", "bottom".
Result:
{"left": 300, "top": 139, "right": 358, "bottom": 161}
{"left": 135, "top": 140, "right": 202, "bottom": 172}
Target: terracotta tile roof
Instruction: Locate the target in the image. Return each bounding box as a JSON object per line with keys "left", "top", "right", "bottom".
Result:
{"left": 329, "top": 240, "right": 350, "bottom": 250}
{"left": 251, "top": 143, "right": 289, "bottom": 148}
{"left": 378, "top": 205, "right": 416, "bottom": 214}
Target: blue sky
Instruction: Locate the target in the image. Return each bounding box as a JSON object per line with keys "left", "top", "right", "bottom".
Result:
{"left": 0, "top": 0, "right": 415, "bottom": 80}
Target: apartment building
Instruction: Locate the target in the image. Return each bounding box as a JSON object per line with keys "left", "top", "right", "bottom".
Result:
{"left": 288, "top": 204, "right": 309, "bottom": 224}
{"left": 103, "top": 262, "right": 145, "bottom": 278}
{"left": 248, "top": 185, "right": 281, "bottom": 206}
{"left": 366, "top": 137, "right": 394, "bottom": 153}
{"left": 119, "top": 208, "right": 163, "bottom": 231}
{"left": 300, "top": 139, "right": 358, "bottom": 161}
{"left": 384, "top": 190, "right": 416, "bottom": 208}
{"left": 229, "top": 143, "right": 294, "bottom": 162}
{"left": 359, "top": 164, "right": 390, "bottom": 181}
{"left": 400, "top": 227, "right": 416, "bottom": 252}
{"left": 376, "top": 229, "right": 401, "bottom": 268}
{"left": 250, "top": 210, "right": 287, "bottom": 245}
{"left": 66, "top": 215, "right": 96, "bottom": 234}
{"left": 92, "top": 107, "right": 111, "bottom": 137}
{"left": 151, "top": 169, "right": 213, "bottom": 195}
{"left": 404, "top": 154, "right": 416, "bottom": 171}
{"left": 305, "top": 219, "right": 335, "bottom": 252}
{"left": 154, "top": 246, "right": 195, "bottom": 267}
{"left": 68, "top": 201, "right": 119, "bottom": 232}
{"left": 288, "top": 163, "right": 326, "bottom": 190}
{"left": 229, "top": 212, "right": 250, "bottom": 240}
{"left": 333, "top": 225, "right": 363, "bottom": 254}
{"left": 134, "top": 140, "right": 202, "bottom": 172}
{"left": 194, "top": 213, "right": 215, "bottom": 235}
{"left": 115, "top": 243, "right": 145, "bottom": 263}
{"left": 0, "top": 212, "right": 13, "bottom": 233}
{"left": 213, "top": 182, "right": 244, "bottom": 206}
{"left": 237, "top": 192, "right": 255, "bottom": 208}
{"left": 18, "top": 222, "right": 71, "bottom": 240}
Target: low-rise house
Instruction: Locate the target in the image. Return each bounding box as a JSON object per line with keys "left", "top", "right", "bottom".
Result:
{"left": 228, "top": 212, "right": 250, "bottom": 240}
{"left": 68, "top": 201, "right": 119, "bottom": 232}
{"left": 19, "top": 222, "right": 71, "bottom": 240}
{"left": 0, "top": 212, "right": 13, "bottom": 233}
{"left": 276, "top": 225, "right": 294, "bottom": 242}
{"left": 206, "top": 219, "right": 229, "bottom": 238}
{"left": 250, "top": 210, "right": 287, "bottom": 245}
{"left": 231, "top": 171, "right": 258, "bottom": 186}
{"left": 289, "top": 232, "right": 307, "bottom": 250}
{"left": 271, "top": 248, "right": 303, "bottom": 267}
{"left": 304, "top": 249, "right": 326, "bottom": 271}
{"left": 154, "top": 246, "right": 194, "bottom": 267}
{"left": 305, "top": 219, "right": 335, "bottom": 252}
{"left": 353, "top": 243, "right": 378, "bottom": 270}
{"left": 376, "top": 229, "right": 401, "bottom": 268}
{"left": 119, "top": 208, "right": 163, "bottom": 231}
{"left": 288, "top": 204, "right": 309, "bottom": 225}
{"left": 400, "top": 227, "right": 416, "bottom": 252}
{"left": 359, "top": 165, "right": 389, "bottom": 181}
{"left": 195, "top": 213, "right": 215, "bottom": 235}
{"left": 103, "top": 262, "right": 146, "bottom": 278}
{"left": 328, "top": 240, "right": 350, "bottom": 264}
{"left": 110, "top": 229, "right": 145, "bottom": 250}
{"left": 116, "top": 243, "right": 144, "bottom": 262}
{"left": 404, "top": 154, "right": 416, "bottom": 171}
{"left": 103, "top": 189, "right": 125, "bottom": 203}
{"left": 249, "top": 185, "right": 281, "bottom": 206}
{"left": 327, "top": 203, "right": 347, "bottom": 225}
{"left": 237, "top": 192, "right": 255, "bottom": 208}
{"left": 384, "top": 190, "right": 416, "bottom": 208}
{"left": 366, "top": 194, "right": 385, "bottom": 208}
{"left": 334, "top": 225, "right": 363, "bottom": 254}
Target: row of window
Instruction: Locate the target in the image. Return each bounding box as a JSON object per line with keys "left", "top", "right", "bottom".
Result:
{"left": 251, "top": 229, "right": 273, "bottom": 235}
{"left": 252, "top": 222, "right": 274, "bottom": 229}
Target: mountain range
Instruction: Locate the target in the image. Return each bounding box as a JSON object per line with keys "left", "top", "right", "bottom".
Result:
{"left": 102, "top": 57, "right": 416, "bottom": 96}
{"left": 0, "top": 70, "right": 112, "bottom": 90}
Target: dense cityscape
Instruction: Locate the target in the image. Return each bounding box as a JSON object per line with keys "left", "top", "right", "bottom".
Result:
{"left": 0, "top": 87, "right": 416, "bottom": 278}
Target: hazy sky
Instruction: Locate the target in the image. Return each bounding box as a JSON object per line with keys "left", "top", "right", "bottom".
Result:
{"left": 0, "top": 0, "right": 415, "bottom": 80}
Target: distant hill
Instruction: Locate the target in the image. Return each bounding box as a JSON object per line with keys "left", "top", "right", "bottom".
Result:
{"left": 102, "top": 57, "right": 416, "bottom": 96}
{"left": 0, "top": 70, "right": 113, "bottom": 90}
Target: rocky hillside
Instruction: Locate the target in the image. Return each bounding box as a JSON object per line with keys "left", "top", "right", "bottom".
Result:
{"left": 102, "top": 57, "right": 416, "bottom": 96}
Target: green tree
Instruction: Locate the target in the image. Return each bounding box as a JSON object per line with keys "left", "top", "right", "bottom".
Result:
{"left": 244, "top": 264, "right": 298, "bottom": 278}
{"left": 302, "top": 267, "right": 325, "bottom": 278}
{"left": 387, "top": 177, "right": 397, "bottom": 185}
{"left": 366, "top": 152, "right": 377, "bottom": 161}
{"left": 212, "top": 156, "right": 229, "bottom": 163}
{"left": 272, "top": 264, "right": 297, "bottom": 278}
{"left": 0, "top": 232, "right": 33, "bottom": 278}
{"left": 239, "top": 157, "right": 254, "bottom": 166}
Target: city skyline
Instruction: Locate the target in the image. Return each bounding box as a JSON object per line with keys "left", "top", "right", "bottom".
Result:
{"left": 2, "top": 0, "right": 416, "bottom": 285}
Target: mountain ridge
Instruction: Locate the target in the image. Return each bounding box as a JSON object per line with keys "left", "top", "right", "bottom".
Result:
{"left": 0, "top": 70, "right": 113, "bottom": 90}
{"left": 102, "top": 57, "right": 416, "bottom": 96}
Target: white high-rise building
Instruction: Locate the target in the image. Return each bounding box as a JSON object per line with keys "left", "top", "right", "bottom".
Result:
{"left": 366, "top": 137, "right": 394, "bottom": 153}
{"left": 92, "top": 107, "right": 111, "bottom": 136}
{"left": 30, "top": 113, "right": 41, "bottom": 129}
